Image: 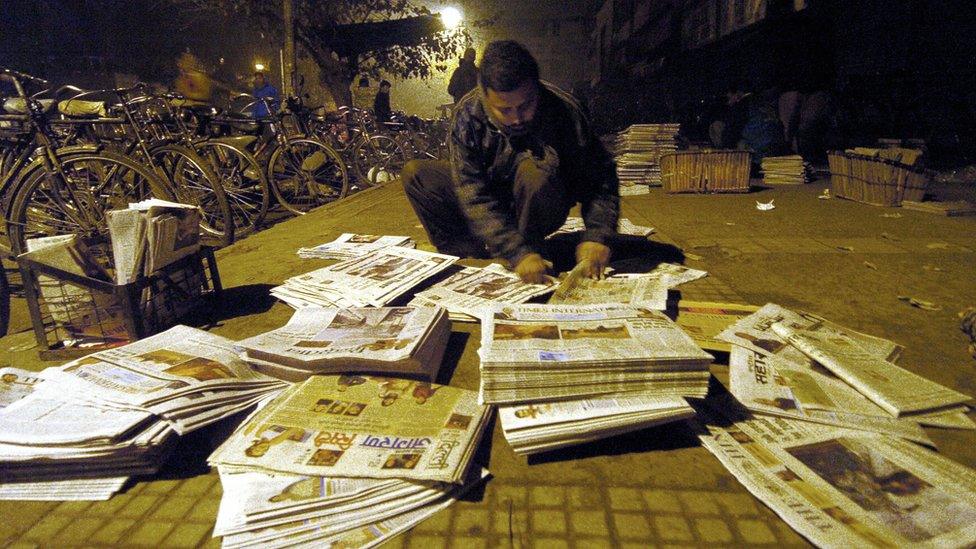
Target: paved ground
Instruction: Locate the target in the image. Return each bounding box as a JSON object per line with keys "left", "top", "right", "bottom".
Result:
{"left": 1, "top": 179, "right": 975, "bottom": 548}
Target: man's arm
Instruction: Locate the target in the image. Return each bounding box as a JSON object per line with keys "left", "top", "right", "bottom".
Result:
{"left": 576, "top": 112, "right": 620, "bottom": 246}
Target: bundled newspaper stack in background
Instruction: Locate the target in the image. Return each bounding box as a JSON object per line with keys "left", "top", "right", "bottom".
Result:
{"left": 551, "top": 262, "right": 707, "bottom": 310}
{"left": 613, "top": 123, "right": 681, "bottom": 194}
{"left": 547, "top": 216, "right": 655, "bottom": 239}
{"left": 479, "top": 304, "right": 713, "bottom": 454}
{"left": 209, "top": 375, "right": 492, "bottom": 547}
{"left": 236, "top": 306, "right": 451, "bottom": 382}
{"left": 0, "top": 327, "right": 286, "bottom": 501}
{"left": 297, "top": 233, "right": 416, "bottom": 260}
{"left": 409, "top": 264, "right": 555, "bottom": 322}
{"left": 271, "top": 247, "right": 457, "bottom": 308}
{"left": 760, "top": 155, "right": 810, "bottom": 185}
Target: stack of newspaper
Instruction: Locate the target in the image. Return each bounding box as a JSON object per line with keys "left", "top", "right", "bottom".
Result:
{"left": 717, "top": 303, "right": 974, "bottom": 442}
{"left": 236, "top": 306, "right": 452, "bottom": 382}
{"left": 547, "top": 216, "right": 655, "bottom": 239}
{"left": 480, "top": 304, "right": 713, "bottom": 453}
{"left": 408, "top": 263, "right": 555, "bottom": 322}
{"left": 108, "top": 199, "right": 202, "bottom": 284}
{"left": 698, "top": 397, "right": 976, "bottom": 549}
{"left": 550, "top": 262, "right": 707, "bottom": 310}
{"left": 208, "top": 375, "right": 492, "bottom": 546}
{"left": 614, "top": 123, "right": 680, "bottom": 191}
{"left": 760, "top": 155, "right": 809, "bottom": 185}
{"left": 271, "top": 247, "right": 457, "bottom": 308}
{"left": 297, "top": 233, "right": 416, "bottom": 260}
{"left": 0, "top": 326, "right": 286, "bottom": 500}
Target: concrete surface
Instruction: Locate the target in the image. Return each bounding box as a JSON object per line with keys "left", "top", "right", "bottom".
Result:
{"left": 1, "top": 179, "right": 974, "bottom": 548}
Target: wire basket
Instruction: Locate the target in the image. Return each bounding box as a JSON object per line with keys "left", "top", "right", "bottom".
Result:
{"left": 660, "top": 150, "right": 752, "bottom": 193}
{"left": 18, "top": 247, "right": 221, "bottom": 359}
{"left": 828, "top": 151, "right": 930, "bottom": 207}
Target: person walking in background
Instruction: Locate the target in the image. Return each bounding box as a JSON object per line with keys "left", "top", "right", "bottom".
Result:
{"left": 448, "top": 47, "right": 478, "bottom": 104}
{"left": 174, "top": 52, "right": 214, "bottom": 105}
{"left": 251, "top": 71, "right": 279, "bottom": 119}
{"left": 373, "top": 80, "right": 392, "bottom": 123}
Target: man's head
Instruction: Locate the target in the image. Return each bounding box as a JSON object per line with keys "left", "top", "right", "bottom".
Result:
{"left": 480, "top": 40, "right": 540, "bottom": 135}
{"left": 462, "top": 47, "right": 476, "bottom": 64}
{"left": 380, "top": 80, "right": 391, "bottom": 92}
{"left": 253, "top": 72, "right": 266, "bottom": 89}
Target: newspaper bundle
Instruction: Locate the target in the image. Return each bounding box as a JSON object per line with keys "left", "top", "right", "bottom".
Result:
{"left": 547, "top": 216, "right": 655, "bottom": 239}
{"left": 499, "top": 395, "right": 695, "bottom": 455}
{"left": 550, "top": 262, "right": 707, "bottom": 310}
{"left": 698, "top": 401, "right": 976, "bottom": 549}
{"left": 236, "top": 306, "right": 451, "bottom": 382}
{"left": 297, "top": 233, "right": 416, "bottom": 260}
{"left": 760, "top": 155, "right": 810, "bottom": 185}
{"left": 408, "top": 263, "right": 555, "bottom": 322}
{"left": 614, "top": 123, "right": 680, "bottom": 189}
{"left": 209, "top": 375, "right": 491, "bottom": 484}
{"left": 212, "top": 466, "right": 489, "bottom": 548}
{"left": 108, "top": 199, "right": 202, "bottom": 284}
{"left": 271, "top": 247, "right": 458, "bottom": 309}
{"left": 673, "top": 300, "right": 761, "bottom": 352}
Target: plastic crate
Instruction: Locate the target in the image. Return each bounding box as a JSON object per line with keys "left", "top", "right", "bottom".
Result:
{"left": 18, "top": 247, "right": 221, "bottom": 359}
{"left": 828, "top": 151, "right": 930, "bottom": 207}
{"left": 660, "top": 150, "right": 752, "bottom": 193}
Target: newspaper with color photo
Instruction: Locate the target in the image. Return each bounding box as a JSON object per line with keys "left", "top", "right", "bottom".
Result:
{"left": 409, "top": 263, "right": 555, "bottom": 322}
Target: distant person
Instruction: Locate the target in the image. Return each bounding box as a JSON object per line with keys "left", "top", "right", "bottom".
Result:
{"left": 251, "top": 71, "right": 279, "bottom": 119}
{"left": 448, "top": 47, "right": 478, "bottom": 103}
{"left": 373, "top": 80, "right": 392, "bottom": 123}
{"left": 174, "top": 52, "right": 213, "bottom": 105}
{"left": 720, "top": 80, "right": 786, "bottom": 163}
{"left": 351, "top": 76, "right": 374, "bottom": 110}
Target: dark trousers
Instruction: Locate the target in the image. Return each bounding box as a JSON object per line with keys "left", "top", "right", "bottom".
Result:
{"left": 401, "top": 158, "right": 571, "bottom": 258}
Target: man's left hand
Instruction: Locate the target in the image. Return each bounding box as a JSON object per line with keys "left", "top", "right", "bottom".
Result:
{"left": 575, "top": 241, "right": 611, "bottom": 279}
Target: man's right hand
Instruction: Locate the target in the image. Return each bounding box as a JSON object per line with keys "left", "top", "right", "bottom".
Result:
{"left": 514, "top": 253, "right": 549, "bottom": 284}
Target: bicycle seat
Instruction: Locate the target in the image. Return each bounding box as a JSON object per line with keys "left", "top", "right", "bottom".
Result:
{"left": 57, "top": 98, "right": 108, "bottom": 118}
{"left": 3, "top": 97, "right": 55, "bottom": 114}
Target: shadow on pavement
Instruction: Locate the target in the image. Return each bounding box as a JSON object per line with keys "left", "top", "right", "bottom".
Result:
{"left": 435, "top": 330, "right": 470, "bottom": 386}
{"left": 181, "top": 283, "right": 278, "bottom": 329}
{"left": 526, "top": 419, "right": 702, "bottom": 466}
{"left": 544, "top": 233, "right": 686, "bottom": 274}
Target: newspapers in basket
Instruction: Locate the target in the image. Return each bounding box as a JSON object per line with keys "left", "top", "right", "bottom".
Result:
{"left": 271, "top": 247, "right": 458, "bottom": 308}
{"left": 498, "top": 395, "right": 695, "bottom": 455}
{"left": 698, "top": 398, "right": 976, "bottom": 549}
{"left": 297, "top": 233, "right": 416, "bottom": 260}
{"left": 208, "top": 375, "right": 491, "bottom": 484}
{"left": 478, "top": 304, "right": 713, "bottom": 405}
{"left": 550, "top": 262, "right": 707, "bottom": 310}
{"left": 408, "top": 263, "right": 555, "bottom": 322}
{"left": 213, "top": 465, "right": 489, "bottom": 548}
{"left": 108, "top": 199, "right": 202, "bottom": 284}
{"left": 236, "top": 306, "right": 451, "bottom": 382}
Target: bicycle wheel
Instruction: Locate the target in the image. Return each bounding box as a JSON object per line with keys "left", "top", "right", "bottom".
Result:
{"left": 7, "top": 149, "right": 173, "bottom": 258}
{"left": 194, "top": 140, "right": 270, "bottom": 237}
{"left": 352, "top": 134, "right": 408, "bottom": 185}
{"left": 149, "top": 143, "right": 235, "bottom": 247}
{"left": 268, "top": 138, "right": 348, "bottom": 215}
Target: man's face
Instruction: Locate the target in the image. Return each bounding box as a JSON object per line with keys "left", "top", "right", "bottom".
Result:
{"left": 484, "top": 79, "right": 539, "bottom": 135}
{"left": 254, "top": 74, "right": 265, "bottom": 88}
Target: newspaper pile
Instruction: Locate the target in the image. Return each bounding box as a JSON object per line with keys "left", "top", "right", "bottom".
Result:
{"left": 614, "top": 123, "right": 680, "bottom": 192}
{"left": 698, "top": 397, "right": 976, "bottom": 549}
{"left": 547, "top": 216, "right": 655, "bottom": 239}
{"left": 271, "top": 247, "right": 457, "bottom": 308}
{"left": 718, "top": 304, "right": 972, "bottom": 425}
{"left": 237, "top": 306, "right": 451, "bottom": 382}
{"left": 0, "top": 327, "right": 286, "bottom": 500}
{"left": 760, "top": 155, "right": 810, "bottom": 185}
{"left": 479, "top": 304, "right": 713, "bottom": 453}
{"left": 409, "top": 263, "right": 555, "bottom": 322}
{"left": 550, "top": 262, "right": 707, "bottom": 310}
{"left": 672, "top": 300, "right": 760, "bottom": 352}
{"left": 108, "top": 199, "right": 202, "bottom": 284}
{"left": 297, "top": 233, "right": 416, "bottom": 260}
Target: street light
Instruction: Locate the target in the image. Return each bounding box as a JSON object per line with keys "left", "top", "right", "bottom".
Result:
{"left": 254, "top": 62, "right": 265, "bottom": 72}
{"left": 440, "top": 7, "right": 462, "bottom": 29}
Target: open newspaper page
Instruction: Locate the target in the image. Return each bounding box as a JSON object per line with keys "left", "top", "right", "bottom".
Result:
{"left": 0, "top": 391, "right": 156, "bottom": 446}
{"left": 698, "top": 401, "right": 976, "bottom": 548}
{"left": 0, "top": 367, "right": 44, "bottom": 410}
{"left": 209, "top": 375, "right": 490, "bottom": 483}
{"left": 297, "top": 233, "right": 414, "bottom": 260}
{"left": 551, "top": 263, "right": 707, "bottom": 309}
{"left": 771, "top": 323, "right": 971, "bottom": 416}
{"left": 480, "top": 304, "right": 713, "bottom": 367}
{"left": 273, "top": 247, "right": 457, "bottom": 308}
{"left": 728, "top": 347, "right": 932, "bottom": 445}
{"left": 674, "top": 300, "right": 761, "bottom": 352}
{"left": 0, "top": 476, "right": 129, "bottom": 501}
{"left": 410, "top": 264, "right": 555, "bottom": 322}
{"left": 547, "top": 216, "right": 654, "bottom": 238}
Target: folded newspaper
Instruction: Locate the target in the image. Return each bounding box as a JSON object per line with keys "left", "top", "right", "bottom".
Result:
{"left": 271, "top": 247, "right": 458, "bottom": 309}
{"left": 547, "top": 216, "right": 654, "bottom": 239}
{"left": 236, "top": 306, "right": 451, "bottom": 382}
{"left": 673, "top": 300, "right": 761, "bottom": 353}
{"left": 108, "top": 199, "right": 202, "bottom": 284}
{"left": 297, "top": 233, "right": 416, "bottom": 260}
{"left": 698, "top": 398, "right": 976, "bottom": 549}
{"left": 550, "top": 262, "right": 707, "bottom": 310}
{"left": 209, "top": 375, "right": 491, "bottom": 484}
{"left": 408, "top": 263, "right": 555, "bottom": 322}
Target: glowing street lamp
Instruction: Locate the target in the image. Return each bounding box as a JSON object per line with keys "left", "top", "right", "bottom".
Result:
{"left": 439, "top": 7, "right": 462, "bottom": 29}
{"left": 254, "top": 62, "right": 265, "bottom": 72}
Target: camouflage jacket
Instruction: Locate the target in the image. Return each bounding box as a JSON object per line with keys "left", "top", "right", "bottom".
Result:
{"left": 448, "top": 82, "right": 620, "bottom": 266}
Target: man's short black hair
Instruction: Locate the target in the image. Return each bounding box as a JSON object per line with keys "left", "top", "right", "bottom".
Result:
{"left": 479, "top": 40, "right": 539, "bottom": 92}
{"left": 254, "top": 71, "right": 265, "bottom": 78}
